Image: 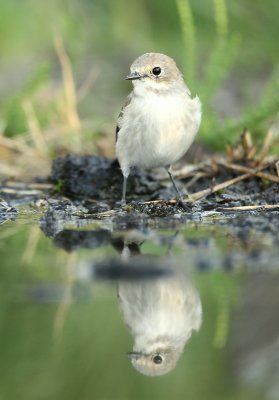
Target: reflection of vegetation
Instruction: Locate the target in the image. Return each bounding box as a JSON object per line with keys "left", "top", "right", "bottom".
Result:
{"left": 0, "top": 218, "right": 262, "bottom": 399}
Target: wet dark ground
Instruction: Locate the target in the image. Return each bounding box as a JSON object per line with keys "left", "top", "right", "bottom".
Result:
{"left": 49, "top": 154, "right": 279, "bottom": 209}
{"left": 1, "top": 154, "right": 279, "bottom": 274}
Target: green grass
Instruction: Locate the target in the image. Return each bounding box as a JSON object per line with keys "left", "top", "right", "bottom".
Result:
{"left": 0, "top": 0, "right": 279, "bottom": 173}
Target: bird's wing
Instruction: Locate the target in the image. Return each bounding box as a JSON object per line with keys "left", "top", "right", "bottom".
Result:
{"left": 116, "top": 92, "right": 133, "bottom": 142}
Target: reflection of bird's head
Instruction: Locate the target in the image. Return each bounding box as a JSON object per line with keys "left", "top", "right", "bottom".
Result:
{"left": 127, "top": 338, "right": 185, "bottom": 376}
{"left": 118, "top": 272, "right": 202, "bottom": 376}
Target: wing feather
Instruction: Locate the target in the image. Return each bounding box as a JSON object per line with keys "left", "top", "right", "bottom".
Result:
{"left": 116, "top": 92, "right": 133, "bottom": 142}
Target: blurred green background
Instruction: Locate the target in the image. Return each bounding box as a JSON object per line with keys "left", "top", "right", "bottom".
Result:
{"left": 0, "top": 0, "right": 279, "bottom": 177}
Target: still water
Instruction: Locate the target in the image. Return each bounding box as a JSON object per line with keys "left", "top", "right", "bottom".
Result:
{"left": 0, "top": 203, "right": 279, "bottom": 400}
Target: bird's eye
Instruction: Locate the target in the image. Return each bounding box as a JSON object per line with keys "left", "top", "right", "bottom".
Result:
{"left": 152, "top": 354, "right": 163, "bottom": 364}
{"left": 152, "top": 67, "right": 161, "bottom": 76}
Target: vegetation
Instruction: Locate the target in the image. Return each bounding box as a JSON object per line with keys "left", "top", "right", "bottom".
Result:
{"left": 0, "top": 0, "right": 278, "bottom": 177}
{"left": 0, "top": 3, "right": 277, "bottom": 398}
{"left": 0, "top": 219, "right": 253, "bottom": 400}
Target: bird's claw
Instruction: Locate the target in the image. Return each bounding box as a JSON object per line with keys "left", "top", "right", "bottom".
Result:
{"left": 176, "top": 199, "right": 193, "bottom": 212}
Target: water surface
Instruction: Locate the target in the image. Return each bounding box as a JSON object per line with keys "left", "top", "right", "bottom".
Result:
{"left": 0, "top": 204, "right": 278, "bottom": 400}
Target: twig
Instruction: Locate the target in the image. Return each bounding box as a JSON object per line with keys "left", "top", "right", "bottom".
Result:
{"left": 217, "top": 159, "right": 279, "bottom": 183}
{"left": 142, "top": 199, "right": 177, "bottom": 205}
{"left": 2, "top": 181, "right": 53, "bottom": 190}
{"left": 73, "top": 209, "right": 117, "bottom": 218}
{"left": 217, "top": 204, "right": 279, "bottom": 212}
{"left": 151, "top": 163, "right": 203, "bottom": 181}
{"left": 190, "top": 172, "right": 252, "bottom": 201}
{"left": 172, "top": 161, "right": 209, "bottom": 179}
{"left": 0, "top": 188, "right": 47, "bottom": 196}
{"left": 185, "top": 172, "right": 207, "bottom": 189}
{"left": 144, "top": 171, "right": 258, "bottom": 204}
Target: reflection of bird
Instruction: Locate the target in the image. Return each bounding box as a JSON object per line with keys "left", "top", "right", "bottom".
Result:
{"left": 118, "top": 272, "right": 202, "bottom": 376}
{"left": 115, "top": 52, "right": 201, "bottom": 207}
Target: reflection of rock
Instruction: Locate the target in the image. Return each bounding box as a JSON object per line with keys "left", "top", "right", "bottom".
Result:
{"left": 54, "top": 229, "right": 111, "bottom": 252}
{"left": 0, "top": 199, "right": 17, "bottom": 224}
{"left": 39, "top": 201, "right": 90, "bottom": 238}
{"left": 118, "top": 271, "right": 202, "bottom": 376}
{"left": 94, "top": 258, "right": 171, "bottom": 281}
{"left": 231, "top": 274, "right": 279, "bottom": 399}
{"left": 50, "top": 155, "right": 160, "bottom": 201}
{"left": 40, "top": 203, "right": 112, "bottom": 252}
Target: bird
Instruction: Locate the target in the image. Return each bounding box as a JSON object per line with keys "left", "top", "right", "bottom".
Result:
{"left": 115, "top": 52, "right": 202, "bottom": 208}
{"left": 117, "top": 272, "right": 202, "bottom": 376}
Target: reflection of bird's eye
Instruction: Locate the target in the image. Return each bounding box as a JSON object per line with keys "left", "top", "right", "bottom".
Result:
{"left": 152, "top": 354, "right": 163, "bottom": 364}
{"left": 152, "top": 67, "right": 161, "bottom": 76}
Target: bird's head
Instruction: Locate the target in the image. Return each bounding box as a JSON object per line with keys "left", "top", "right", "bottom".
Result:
{"left": 125, "top": 53, "right": 184, "bottom": 92}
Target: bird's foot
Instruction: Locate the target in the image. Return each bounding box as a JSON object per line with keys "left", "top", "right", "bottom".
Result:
{"left": 176, "top": 198, "right": 193, "bottom": 212}
{"left": 114, "top": 199, "right": 127, "bottom": 209}
{"left": 120, "top": 199, "right": 126, "bottom": 207}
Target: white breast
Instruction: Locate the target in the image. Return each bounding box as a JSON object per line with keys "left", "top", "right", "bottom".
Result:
{"left": 116, "top": 86, "right": 201, "bottom": 177}
{"left": 118, "top": 276, "right": 202, "bottom": 351}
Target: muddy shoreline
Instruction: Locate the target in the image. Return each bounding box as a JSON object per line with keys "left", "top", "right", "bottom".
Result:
{"left": 1, "top": 154, "right": 278, "bottom": 271}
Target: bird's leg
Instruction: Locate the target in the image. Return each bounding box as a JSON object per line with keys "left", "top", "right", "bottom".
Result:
{"left": 166, "top": 166, "right": 192, "bottom": 211}
{"left": 121, "top": 175, "right": 128, "bottom": 206}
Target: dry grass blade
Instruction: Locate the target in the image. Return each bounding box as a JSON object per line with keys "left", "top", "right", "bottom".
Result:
{"left": 225, "top": 144, "right": 234, "bottom": 161}
{"left": 22, "top": 99, "right": 47, "bottom": 155}
{"left": 226, "top": 129, "right": 257, "bottom": 161}
{"left": 77, "top": 68, "right": 99, "bottom": 103}
{"left": 0, "top": 133, "right": 33, "bottom": 153}
{"left": 54, "top": 34, "right": 81, "bottom": 133}
{"left": 53, "top": 252, "right": 77, "bottom": 341}
{"left": 255, "top": 128, "right": 274, "bottom": 166}
{"left": 0, "top": 162, "right": 22, "bottom": 176}
{"left": 21, "top": 226, "right": 41, "bottom": 265}
{"left": 241, "top": 128, "right": 257, "bottom": 160}
{"left": 217, "top": 204, "right": 279, "bottom": 212}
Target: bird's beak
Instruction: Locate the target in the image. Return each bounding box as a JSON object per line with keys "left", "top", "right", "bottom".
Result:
{"left": 127, "top": 351, "right": 141, "bottom": 360}
{"left": 125, "top": 72, "right": 141, "bottom": 80}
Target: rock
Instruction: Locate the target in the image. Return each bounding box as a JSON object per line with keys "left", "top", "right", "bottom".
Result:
{"left": 50, "top": 154, "right": 161, "bottom": 202}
